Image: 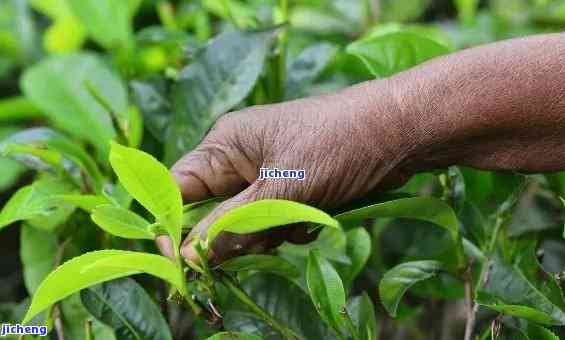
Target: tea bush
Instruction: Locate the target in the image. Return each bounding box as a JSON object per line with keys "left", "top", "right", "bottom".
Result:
{"left": 1, "top": 0, "right": 565, "bottom": 339}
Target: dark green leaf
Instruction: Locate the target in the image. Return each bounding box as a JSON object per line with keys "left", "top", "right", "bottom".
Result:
{"left": 223, "top": 273, "right": 335, "bottom": 340}
{"left": 81, "top": 278, "right": 172, "bottom": 340}
{"left": 335, "top": 197, "right": 464, "bottom": 267}
{"left": 306, "top": 249, "right": 346, "bottom": 333}
{"left": 217, "top": 255, "right": 299, "bottom": 278}
{"left": 130, "top": 78, "right": 171, "bottom": 143}
{"left": 20, "top": 225, "right": 57, "bottom": 294}
{"left": 165, "top": 28, "right": 278, "bottom": 163}
{"left": 476, "top": 241, "right": 565, "bottom": 325}
{"left": 205, "top": 332, "right": 263, "bottom": 340}
{"left": 338, "top": 228, "right": 371, "bottom": 288}
{"left": 346, "top": 293, "right": 378, "bottom": 340}
{"left": 526, "top": 323, "right": 559, "bottom": 340}
{"left": 379, "top": 260, "right": 444, "bottom": 317}
{"left": 285, "top": 43, "right": 338, "bottom": 100}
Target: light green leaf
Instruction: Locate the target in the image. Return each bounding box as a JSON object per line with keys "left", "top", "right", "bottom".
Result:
{"left": 217, "top": 255, "right": 299, "bottom": 278}
{"left": 91, "top": 204, "right": 153, "bottom": 240}
{"left": 455, "top": 0, "right": 479, "bottom": 25}
{"left": 346, "top": 32, "right": 450, "bottom": 78}
{"left": 22, "top": 250, "right": 181, "bottom": 323}
{"left": 20, "top": 53, "right": 128, "bottom": 156}
{"left": 306, "top": 249, "right": 347, "bottom": 334}
{"left": 20, "top": 225, "right": 57, "bottom": 295}
{"left": 166, "top": 28, "right": 278, "bottom": 163}
{"left": 109, "top": 142, "right": 182, "bottom": 248}
{"left": 52, "top": 194, "right": 110, "bottom": 213}
{"left": 81, "top": 278, "right": 172, "bottom": 340}
{"left": 335, "top": 197, "right": 464, "bottom": 267}
{"left": 205, "top": 332, "right": 263, "bottom": 340}
{"left": 379, "top": 260, "right": 444, "bottom": 317}
{"left": 207, "top": 199, "right": 340, "bottom": 245}
{"left": 347, "top": 293, "right": 378, "bottom": 340}
{"left": 67, "top": 0, "right": 132, "bottom": 49}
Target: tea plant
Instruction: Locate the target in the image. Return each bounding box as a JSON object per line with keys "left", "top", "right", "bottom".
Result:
{"left": 2, "top": 0, "right": 565, "bottom": 339}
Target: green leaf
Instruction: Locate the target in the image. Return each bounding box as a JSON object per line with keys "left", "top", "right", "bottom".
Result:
{"left": 22, "top": 250, "right": 181, "bottom": 323}
{"left": 207, "top": 199, "right": 340, "bottom": 245}
{"left": 67, "top": 0, "right": 132, "bottom": 49}
{"left": 52, "top": 194, "right": 110, "bottom": 213}
{"left": 183, "top": 197, "right": 222, "bottom": 231}
{"left": 560, "top": 197, "right": 565, "bottom": 239}
{"left": 346, "top": 32, "right": 450, "bottom": 78}
{"left": 217, "top": 255, "right": 299, "bottom": 278}
{"left": 130, "top": 78, "right": 172, "bottom": 143}
{"left": 526, "top": 323, "right": 559, "bottom": 340}
{"left": 91, "top": 204, "right": 154, "bottom": 240}
{"left": 60, "top": 294, "right": 116, "bottom": 340}
{"left": 335, "top": 197, "right": 464, "bottom": 267}
{"left": 205, "top": 332, "right": 263, "bottom": 340}
{"left": 109, "top": 142, "right": 182, "bottom": 248}
{"left": 379, "top": 260, "right": 444, "bottom": 317}
{"left": 279, "top": 227, "right": 351, "bottom": 265}
{"left": 223, "top": 273, "right": 334, "bottom": 339}
{"left": 285, "top": 43, "right": 338, "bottom": 100}
{"left": 81, "top": 278, "right": 172, "bottom": 340}
{"left": 306, "top": 249, "right": 347, "bottom": 333}
{"left": 0, "top": 176, "right": 74, "bottom": 230}
{"left": 476, "top": 242, "right": 565, "bottom": 325}
{"left": 347, "top": 293, "right": 378, "bottom": 340}
{"left": 20, "top": 53, "right": 128, "bottom": 156}
{"left": 339, "top": 228, "right": 371, "bottom": 288}
{"left": 0, "top": 128, "right": 104, "bottom": 191}
{"left": 165, "top": 28, "right": 278, "bottom": 163}
{"left": 455, "top": 0, "right": 479, "bottom": 25}
{"left": 20, "top": 225, "right": 57, "bottom": 295}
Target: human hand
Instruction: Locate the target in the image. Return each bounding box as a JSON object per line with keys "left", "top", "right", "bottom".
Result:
{"left": 157, "top": 79, "right": 418, "bottom": 264}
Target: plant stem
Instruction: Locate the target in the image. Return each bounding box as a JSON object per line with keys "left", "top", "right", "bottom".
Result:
{"left": 84, "top": 319, "right": 93, "bottom": 340}
{"left": 220, "top": 275, "right": 299, "bottom": 340}
{"left": 173, "top": 241, "right": 202, "bottom": 316}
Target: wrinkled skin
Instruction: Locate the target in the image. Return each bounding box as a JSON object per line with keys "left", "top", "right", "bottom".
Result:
{"left": 157, "top": 32, "right": 565, "bottom": 264}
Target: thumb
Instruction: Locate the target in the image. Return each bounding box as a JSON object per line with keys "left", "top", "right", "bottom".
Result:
{"left": 156, "top": 145, "right": 254, "bottom": 260}
{"left": 180, "top": 183, "right": 292, "bottom": 265}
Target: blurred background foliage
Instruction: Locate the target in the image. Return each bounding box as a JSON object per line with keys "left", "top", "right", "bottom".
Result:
{"left": 2, "top": 0, "right": 565, "bottom": 339}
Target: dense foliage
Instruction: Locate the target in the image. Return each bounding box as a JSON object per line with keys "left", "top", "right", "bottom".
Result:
{"left": 2, "top": 0, "right": 565, "bottom": 339}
